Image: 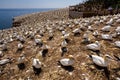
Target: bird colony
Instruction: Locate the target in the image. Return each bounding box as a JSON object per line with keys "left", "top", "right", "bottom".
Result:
{"left": 0, "top": 13, "right": 120, "bottom": 80}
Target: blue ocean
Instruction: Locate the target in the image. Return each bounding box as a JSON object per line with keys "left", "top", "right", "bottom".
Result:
{"left": 0, "top": 8, "right": 55, "bottom": 30}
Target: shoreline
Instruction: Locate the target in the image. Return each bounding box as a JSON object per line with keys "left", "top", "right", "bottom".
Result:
{"left": 12, "top": 8, "right": 69, "bottom": 27}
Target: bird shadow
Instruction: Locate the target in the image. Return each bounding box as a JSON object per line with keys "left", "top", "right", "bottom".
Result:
{"left": 42, "top": 49, "right": 48, "bottom": 57}
{"left": 94, "top": 64, "right": 110, "bottom": 80}
{"left": 91, "top": 50, "right": 101, "bottom": 56}
{"left": 112, "top": 67, "right": 120, "bottom": 73}
{"left": 74, "top": 33, "right": 80, "bottom": 37}
{"left": 18, "top": 63, "right": 25, "bottom": 70}
{"left": 33, "top": 66, "right": 42, "bottom": 76}
{"left": 61, "top": 65, "right": 74, "bottom": 72}
{"left": 57, "top": 61, "right": 74, "bottom": 72}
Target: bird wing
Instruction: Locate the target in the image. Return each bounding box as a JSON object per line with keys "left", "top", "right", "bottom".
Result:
{"left": 92, "top": 55, "right": 107, "bottom": 67}
{"left": 87, "top": 44, "right": 99, "bottom": 50}
{"left": 60, "top": 59, "right": 70, "bottom": 66}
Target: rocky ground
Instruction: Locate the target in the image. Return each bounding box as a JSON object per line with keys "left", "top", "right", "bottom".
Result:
{"left": 0, "top": 9, "right": 120, "bottom": 80}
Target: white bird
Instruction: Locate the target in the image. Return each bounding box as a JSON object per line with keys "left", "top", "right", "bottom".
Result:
{"left": 1, "top": 44, "right": 7, "bottom": 51}
{"left": 86, "top": 41, "right": 100, "bottom": 51}
{"left": 33, "top": 58, "right": 41, "bottom": 69}
{"left": 114, "top": 41, "right": 120, "bottom": 48}
{"left": 101, "top": 25, "right": 111, "bottom": 32}
{"left": 89, "top": 55, "right": 112, "bottom": 67}
{"left": 116, "top": 19, "right": 120, "bottom": 23}
{"left": 18, "top": 55, "right": 25, "bottom": 64}
{"left": 106, "top": 18, "right": 113, "bottom": 25}
{"left": 40, "top": 45, "right": 49, "bottom": 57}
{"left": 32, "top": 58, "right": 42, "bottom": 75}
{"left": 88, "top": 26, "right": 93, "bottom": 31}
{"left": 61, "top": 39, "right": 67, "bottom": 47}
{"left": 17, "top": 55, "right": 25, "bottom": 70}
{"left": 0, "top": 58, "right": 10, "bottom": 65}
{"left": 83, "top": 31, "right": 90, "bottom": 39}
{"left": 0, "top": 51, "right": 3, "bottom": 57}
{"left": 101, "top": 34, "right": 112, "bottom": 40}
{"left": 82, "top": 31, "right": 91, "bottom": 43}
{"left": 72, "top": 28, "right": 80, "bottom": 36}
{"left": 73, "top": 28, "right": 80, "bottom": 33}
{"left": 62, "top": 31, "right": 66, "bottom": 35}
{"left": 60, "top": 55, "right": 74, "bottom": 66}
{"left": 115, "top": 26, "right": 120, "bottom": 33}
{"left": 35, "top": 39, "right": 43, "bottom": 46}
{"left": 93, "top": 30, "right": 99, "bottom": 37}
{"left": 63, "top": 33, "right": 70, "bottom": 39}
{"left": 18, "top": 43, "right": 24, "bottom": 50}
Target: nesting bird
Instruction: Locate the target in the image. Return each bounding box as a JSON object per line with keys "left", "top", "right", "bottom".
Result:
{"left": 82, "top": 31, "right": 92, "bottom": 43}
{"left": 72, "top": 28, "right": 81, "bottom": 36}
{"left": 0, "top": 51, "right": 3, "bottom": 57}
{"left": 17, "top": 55, "right": 25, "bottom": 70}
{"left": 40, "top": 45, "right": 49, "bottom": 57}
{"left": 17, "top": 43, "right": 24, "bottom": 50}
{"left": 114, "top": 41, "right": 120, "bottom": 48}
{"left": 0, "top": 44, "right": 8, "bottom": 51}
{"left": 101, "top": 25, "right": 111, "bottom": 32}
{"left": 35, "top": 39, "right": 43, "bottom": 47}
{"left": 28, "top": 31, "right": 35, "bottom": 39}
{"left": 60, "top": 39, "right": 68, "bottom": 56}
{"left": 0, "top": 58, "right": 10, "bottom": 65}
{"left": 88, "top": 26, "right": 94, "bottom": 31}
{"left": 115, "top": 26, "right": 120, "bottom": 33}
{"left": 101, "top": 34, "right": 112, "bottom": 40}
{"left": 32, "top": 58, "right": 42, "bottom": 75}
{"left": 106, "top": 18, "right": 113, "bottom": 25}
{"left": 86, "top": 41, "right": 100, "bottom": 51}
{"left": 48, "top": 32, "right": 54, "bottom": 40}
{"left": 59, "top": 55, "right": 74, "bottom": 66}
{"left": 116, "top": 19, "right": 120, "bottom": 23}
{"left": 61, "top": 39, "right": 68, "bottom": 47}
{"left": 93, "top": 30, "right": 99, "bottom": 37}
{"left": 89, "top": 54, "right": 113, "bottom": 67}
{"left": 62, "top": 30, "right": 66, "bottom": 36}
{"left": 17, "top": 36, "right": 25, "bottom": 43}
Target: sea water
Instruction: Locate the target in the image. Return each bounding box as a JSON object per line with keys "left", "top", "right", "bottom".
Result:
{"left": 0, "top": 8, "right": 55, "bottom": 30}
